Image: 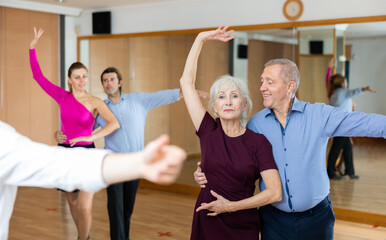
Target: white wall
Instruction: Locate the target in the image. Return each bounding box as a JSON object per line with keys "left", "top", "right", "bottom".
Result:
{"left": 232, "top": 32, "right": 248, "bottom": 80}
{"left": 347, "top": 36, "right": 386, "bottom": 115}
{"left": 74, "top": 0, "right": 386, "bottom": 36}
{"left": 64, "top": 16, "right": 78, "bottom": 91}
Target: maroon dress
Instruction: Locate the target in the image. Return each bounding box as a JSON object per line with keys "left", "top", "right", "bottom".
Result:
{"left": 190, "top": 112, "right": 277, "bottom": 240}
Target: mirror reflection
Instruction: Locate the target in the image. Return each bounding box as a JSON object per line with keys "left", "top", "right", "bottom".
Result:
{"left": 78, "top": 21, "right": 386, "bottom": 217}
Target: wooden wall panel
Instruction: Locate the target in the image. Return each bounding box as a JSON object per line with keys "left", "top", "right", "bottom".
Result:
{"left": 1, "top": 7, "right": 58, "bottom": 145}
{"left": 169, "top": 34, "right": 198, "bottom": 152}
{"left": 29, "top": 11, "right": 59, "bottom": 144}
{"left": 128, "top": 36, "right": 171, "bottom": 144}
{"left": 248, "top": 40, "right": 297, "bottom": 118}
{"left": 88, "top": 38, "right": 130, "bottom": 148}
{"left": 89, "top": 38, "right": 130, "bottom": 100}
{"left": 298, "top": 55, "right": 330, "bottom": 104}
{"left": 0, "top": 8, "right": 5, "bottom": 122}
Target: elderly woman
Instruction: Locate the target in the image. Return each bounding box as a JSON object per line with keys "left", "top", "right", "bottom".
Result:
{"left": 180, "top": 26, "right": 282, "bottom": 240}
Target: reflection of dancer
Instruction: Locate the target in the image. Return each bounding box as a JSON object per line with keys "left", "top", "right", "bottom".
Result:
{"left": 29, "top": 28, "right": 119, "bottom": 240}
{"left": 1, "top": 121, "right": 186, "bottom": 240}
{"left": 327, "top": 73, "right": 376, "bottom": 180}
{"left": 56, "top": 67, "right": 207, "bottom": 240}
{"left": 181, "top": 26, "right": 282, "bottom": 240}
{"left": 196, "top": 56, "right": 386, "bottom": 239}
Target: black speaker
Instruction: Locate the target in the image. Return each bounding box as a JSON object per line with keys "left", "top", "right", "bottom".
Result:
{"left": 237, "top": 44, "right": 248, "bottom": 59}
{"left": 309, "top": 40, "right": 323, "bottom": 54}
{"left": 92, "top": 11, "right": 111, "bottom": 34}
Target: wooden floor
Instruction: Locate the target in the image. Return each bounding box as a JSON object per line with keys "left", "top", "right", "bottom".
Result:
{"left": 329, "top": 140, "right": 386, "bottom": 215}
{"left": 8, "top": 188, "right": 386, "bottom": 240}
{"left": 8, "top": 140, "right": 386, "bottom": 239}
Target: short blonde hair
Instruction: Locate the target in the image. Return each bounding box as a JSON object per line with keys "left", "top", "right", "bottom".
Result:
{"left": 208, "top": 75, "right": 252, "bottom": 126}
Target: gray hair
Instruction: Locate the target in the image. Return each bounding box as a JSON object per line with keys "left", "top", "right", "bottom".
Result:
{"left": 208, "top": 75, "right": 252, "bottom": 126}
{"left": 264, "top": 59, "right": 300, "bottom": 99}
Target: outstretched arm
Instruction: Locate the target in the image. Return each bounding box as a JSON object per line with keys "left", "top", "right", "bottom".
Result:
{"left": 179, "top": 25, "right": 234, "bottom": 130}
{"left": 2, "top": 121, "right": 185, "bottom": 190}
{"left": 102, "top": 135, "right": 186, "bottom": 185}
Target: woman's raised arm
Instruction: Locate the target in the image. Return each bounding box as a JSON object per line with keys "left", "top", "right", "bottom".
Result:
{"left": 179, "top": 25, "right": 234, "bottom": 130}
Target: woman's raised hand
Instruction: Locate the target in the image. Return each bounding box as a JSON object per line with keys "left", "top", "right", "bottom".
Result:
{"left": 30, "top": 27, "right": 44, "bottom": 49}
{"left": 198, "top": 25, "right": 235, "bottom": 43}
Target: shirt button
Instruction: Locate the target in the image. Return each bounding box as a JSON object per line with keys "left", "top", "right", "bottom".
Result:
{"left": 284, "top": 148, "right": 287, "bottom": 151}
{"left": 290, "top": 195, "right": 293, "bottom": 198}
{"left": 287, "top": 179, "right": 290, "bottom": 182}
{"left": 285, "top": 163, "right": 288, "bottom": 166}
{"left": 292, "top": 209, "right": 295, "bottom": 212}
{"left": 283, "top": 132, "right": 285, "bottom": 136}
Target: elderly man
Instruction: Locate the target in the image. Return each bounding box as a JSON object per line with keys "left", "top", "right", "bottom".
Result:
{"left": 195, "top": 59, "right": 386, "bottom": 239}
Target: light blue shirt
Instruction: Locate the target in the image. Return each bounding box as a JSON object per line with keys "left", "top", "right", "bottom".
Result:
{"left": 329, "top": 88, "right": 362, "bottom": 112}
{"left": 95, "top": 89, "right": 180, "bottom": 153}
{"left": 247, "top": 97, "right": 386, "bottom": 212}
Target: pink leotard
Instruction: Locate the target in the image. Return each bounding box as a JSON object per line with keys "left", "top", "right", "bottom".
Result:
{"left": 29, "top": 49, "right": 94, "bottom": 145}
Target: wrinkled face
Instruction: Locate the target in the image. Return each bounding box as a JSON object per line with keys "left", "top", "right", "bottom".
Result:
{"left": 68, "top": 68, "right": 88, "bottom": 91}
{"left": 213, "top": 87, "right": 246, "bottom": 121}
{"left": 102, "top": 72, "right": 121, "bottom": 96}
{"left": 260, "top": 64, "right": 290, "bottom": 110}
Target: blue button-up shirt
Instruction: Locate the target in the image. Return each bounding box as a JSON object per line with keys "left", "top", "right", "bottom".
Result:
{"left": 95, "top": 89, "right": 180, "bottom": 153}
{"left": 247, "top": 97, "right": 386, "bottom": 212}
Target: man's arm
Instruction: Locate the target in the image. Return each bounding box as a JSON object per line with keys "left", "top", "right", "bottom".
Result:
{"left": 320, "top": 103, "right": 386, "bottom": 138}
{"left": 1, "top": 122, "right": 186, "bottom": 192}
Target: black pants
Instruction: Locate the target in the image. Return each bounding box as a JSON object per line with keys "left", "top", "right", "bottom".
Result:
{"left": 260, "top": 196, "right": 335, "bottom": 240}
{"left": 327, "top": 137, "right": 355, "bottom": 178}
{"left": 107, "top": 179, "right": 140, "bottom": 240}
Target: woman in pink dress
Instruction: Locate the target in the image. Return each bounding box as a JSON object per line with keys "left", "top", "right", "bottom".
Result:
{"left": 29, "top": 28, "right": 120, "bottom": 240}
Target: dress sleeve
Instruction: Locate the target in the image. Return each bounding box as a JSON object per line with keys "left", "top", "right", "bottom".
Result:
{"left": 0, "top": 121, "right": 109, "bottom": 192}
{"left": 29, "top": 48, "right": 66, "bottom": 103}
{"left": 196, "top": 112, "right": 217, "bottom": 137}
{"left": 255, "top": 134, "right": 277, "bottom": 173}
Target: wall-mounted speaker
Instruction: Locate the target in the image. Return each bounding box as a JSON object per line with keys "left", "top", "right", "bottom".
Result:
{"left": 237, "top": 44, "right": 248, "bottom": 59}
{"left": 309, "top": 40, "right": 323, "bottom": 54}
{"left": 92, "top": 11, "right": 111, "bottom": 34}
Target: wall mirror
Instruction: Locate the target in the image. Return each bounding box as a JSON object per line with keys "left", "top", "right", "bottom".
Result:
{"left": 77, "top": 18, "right": 386, "bottom": 226}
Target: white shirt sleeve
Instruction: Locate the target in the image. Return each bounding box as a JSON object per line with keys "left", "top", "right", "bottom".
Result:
{"left": 0, "top": 121, "right": 110, "bottom": 192}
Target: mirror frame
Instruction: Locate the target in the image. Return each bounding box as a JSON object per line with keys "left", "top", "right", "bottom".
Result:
{"left": 76, "top": 14, "right": 386, "bottom": 228}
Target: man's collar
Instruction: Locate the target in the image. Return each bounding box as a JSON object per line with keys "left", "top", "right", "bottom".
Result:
{"left": 105, "top": 93, "right": 125, "bottom": 104}
{"left": 263, "top": 96, "right": 305, "bottom": 117}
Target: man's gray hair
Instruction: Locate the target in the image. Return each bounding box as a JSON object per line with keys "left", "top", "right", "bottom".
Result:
{"left": 264, "top": 59, "right": 300, "bottom": 99}
{"left": 209, "top": 75, "right": 252, "bottom": 126}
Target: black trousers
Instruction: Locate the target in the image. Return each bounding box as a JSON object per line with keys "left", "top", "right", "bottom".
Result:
{"left": 107, "top": 179, "right": 140, "bottom": 240}
{"left": 260, "top": 196, "right": 335, "bottom": 240}
{"left": 327, "top": 137, "right": 355, "bottom": 178}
